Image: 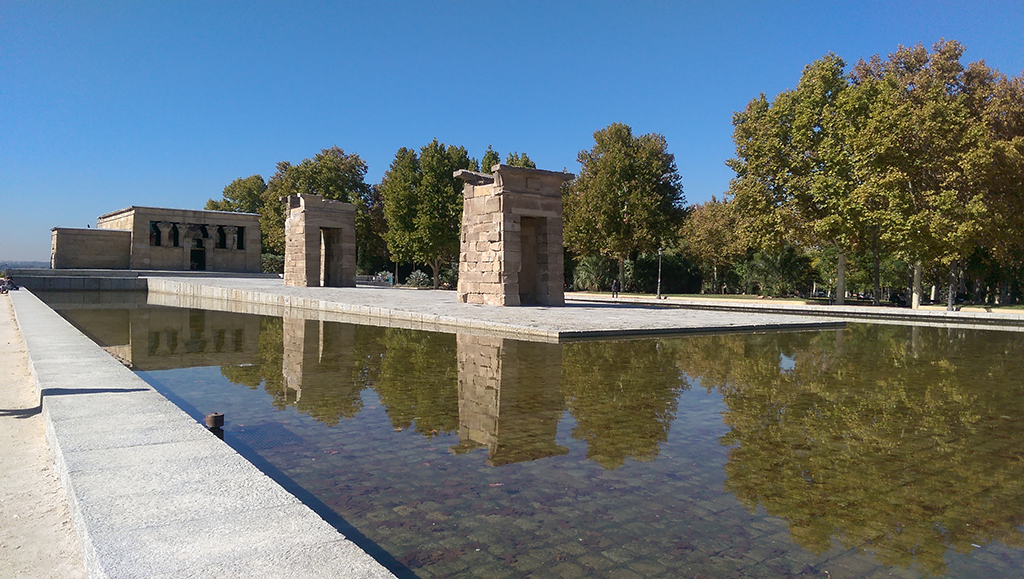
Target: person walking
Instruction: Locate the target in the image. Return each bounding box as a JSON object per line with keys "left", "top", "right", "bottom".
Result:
{"left": 611, "top": 278, "right": 619, "bottom": 298}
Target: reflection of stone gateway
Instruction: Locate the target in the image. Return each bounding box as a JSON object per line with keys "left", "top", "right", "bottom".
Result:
{"left": 455, "top": 165, "right": 574, "bottom": 306}
{"left": 281, "top": 317, "right": 360, "bottom": 426}
{"left": 454, "top": 334, "right": 567, "bottom": 466}
{"left": 284, "top": 194, "right": 356, "bottom": 288}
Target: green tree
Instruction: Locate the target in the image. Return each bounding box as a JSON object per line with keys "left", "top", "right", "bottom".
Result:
{"left": 481, "top": 145, "right": 500, "bottom": 173}
{"left": 563, "top": 123, "right": 686, "bottom": 285}
{"left": 504, "top": 151, "right": 536, "bottom": 168}
{"left": 354, "top": 184, "right": 390, "bottom": 273}
{"left": 380, "top": 139, "right": 474, "bottom": 288}
{"left": 727, "top": 54, "right": 868, "bottom": 304}
{"left": 260, "top": 146, "right": 370, "bottom": 255}
{"left": 205, "top": 174, "right": 267, "bottom": 214}
{"left": 681, "top": 195, "right": 746, "bottom": 293}
{"left": 850, "top": 41, "right": 997, "bottom": 309}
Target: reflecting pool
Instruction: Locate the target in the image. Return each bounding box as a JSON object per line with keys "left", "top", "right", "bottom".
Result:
{"left": 43, "top": 294, "right": 1024, "bottom": 578}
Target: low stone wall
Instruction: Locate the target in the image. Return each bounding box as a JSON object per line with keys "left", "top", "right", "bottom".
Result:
{"left": 147, "top": 277, "right": 565, "bottom": 341}
{"left": 15, "top": 274, "right": 147, "bottom": 292}
{"left": 50, "top": 228, "right": 131, "bottom": 269}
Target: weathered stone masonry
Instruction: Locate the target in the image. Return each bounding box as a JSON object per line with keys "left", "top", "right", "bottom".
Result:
{"left": 455, "top": 164, "right": 574, "bottom": 306}
{"left": 283, "top": 194, "right": 356, "bottom": 287}
{"left": 51, "top": 206, "right": 260, "bottom": 272}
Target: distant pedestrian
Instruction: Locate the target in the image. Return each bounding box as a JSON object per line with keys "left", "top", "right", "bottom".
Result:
{"left": 611, "top": 279, "right": 619, "bottom": 298}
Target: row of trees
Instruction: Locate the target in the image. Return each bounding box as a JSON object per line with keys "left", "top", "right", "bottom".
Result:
{"left": 710, "top": 40, "right": 1024, "bottom": 308}
{"left": 207, "top": 39, "right": 1022, "bottom": 307}
{"left": 208, "top": 144, "right": 537, "bottom": 288}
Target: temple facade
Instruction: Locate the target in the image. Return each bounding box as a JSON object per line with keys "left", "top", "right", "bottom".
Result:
{"left": 51, "top": 206, "right": 261, "bottom": 272}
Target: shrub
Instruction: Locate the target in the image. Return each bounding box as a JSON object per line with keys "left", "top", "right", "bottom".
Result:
{"left": 261, "top": 253, "right": 284, "bottom": 274}
{"left": 406, "top": 269, "right": 431, "bottom": 287}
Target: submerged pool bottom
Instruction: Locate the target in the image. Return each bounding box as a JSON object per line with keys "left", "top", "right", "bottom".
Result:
{"left": 48, "top": 298, "right": 1024, "bottom": 578}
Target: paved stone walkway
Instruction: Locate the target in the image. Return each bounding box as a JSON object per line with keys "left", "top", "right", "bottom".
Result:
{"left": 0, "top": 295, "right": 86, "bottom": 579}
{"left": 146, "top": 277, "right": 846, "bottom": 341}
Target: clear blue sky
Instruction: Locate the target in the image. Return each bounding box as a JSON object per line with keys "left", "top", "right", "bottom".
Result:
{"left": 3, "top": 1, "right": 1023, "bottom": 261}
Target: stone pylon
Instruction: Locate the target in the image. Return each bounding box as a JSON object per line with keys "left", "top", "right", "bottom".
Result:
{"left": 283, "top": 194, "right": 356, "bottom": 287}
{"left": 455, "top": 164, "right": 573, "bottom": 306}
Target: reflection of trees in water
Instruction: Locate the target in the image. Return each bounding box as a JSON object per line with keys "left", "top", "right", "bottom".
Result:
{"left": 219, "top": 319, "right": 696, "bottom": 472}
{"left": 220, "top": 316, "right": 284, "bottom": 393}
{"left": 676, "top": 325, "right": 1024, "bottom": 576}
{"left": 561, "top": 339, "right": 689, "bottom": 470}
{"left": 219, "top": 317, "right": 369, "bottom": 425}
{"left": 370, "top": 328, "right": 459, "bottom": 437}
{"left": 218, "top": 319, "right": 459, "bottom": 436}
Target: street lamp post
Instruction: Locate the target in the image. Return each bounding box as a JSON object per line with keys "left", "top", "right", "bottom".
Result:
{"left": 657, "top": 247, "right": 663, "bottom": 299}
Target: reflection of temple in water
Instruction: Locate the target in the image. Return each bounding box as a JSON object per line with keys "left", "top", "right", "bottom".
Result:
{"left": 452, "top": 335, "right": 567, "bottom": 466}
{"left": 49, "top": 295, "right": 259, "bottom": 371}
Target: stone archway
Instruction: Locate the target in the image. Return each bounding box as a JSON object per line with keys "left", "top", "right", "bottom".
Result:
{"left": 283, "top": 194, "right": 356, "bottom": 287}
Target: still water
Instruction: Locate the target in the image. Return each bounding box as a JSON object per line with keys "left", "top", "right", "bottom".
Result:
{"left": 44, "top": 294, "right": 1024, "bottom": 578}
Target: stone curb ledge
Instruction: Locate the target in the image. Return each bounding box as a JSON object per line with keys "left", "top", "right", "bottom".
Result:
{"left": 568, "top": 295, "right": 1024, "bottom": 329}
{"left": 10, "top": 290, "right": 395, "bottom": 579}
{"left": 148, "top": 278, "right": 566, "bottom": 342}
{"left": 147, "top": 278, "right": 847, "bottom": 342}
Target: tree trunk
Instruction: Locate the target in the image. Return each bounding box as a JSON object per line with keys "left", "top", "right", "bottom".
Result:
{"left": 873, "top": 247, "right": 881, "bottom": 306}
{"left": 430, "top": 258, "right": 440, "bottom": 290}
{"left": 618, "top": 258, "right": 625, "bottom": 292}
{"left": 713, "top": 264, "right": 718, "bottom": 295}
{"left": 836, "top": 253, "right": 846, "bottom": 305}
{"left": 946, "top": 261, "right": 957, "bottom": 311}
{"left": 911, "top": 261, "right": 922, "bottom": 309}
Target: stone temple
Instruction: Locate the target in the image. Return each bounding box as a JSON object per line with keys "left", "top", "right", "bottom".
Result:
{"left": 455, "top": 164, "right": 574, "bottom": 306}
{"left": 50, "top": 206, "right": 261, "bottom": 272}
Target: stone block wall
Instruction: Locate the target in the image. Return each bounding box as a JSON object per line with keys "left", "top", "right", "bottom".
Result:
{"left": 99, "top": 207, "right": 261, "bottom": 272}
{"left": 456, "top": 165, "right": 573, "bottom": 306}
{"left": 283, "top": 194, "right": 356, "bottom": 287}
{"left": 50, "top": 228, "right": 131, "bottom": 269}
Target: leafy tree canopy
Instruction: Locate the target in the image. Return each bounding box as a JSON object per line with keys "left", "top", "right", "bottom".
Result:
{"left": 380, "top": 139, "right": 474, "bottom": 288}
{"left": 206, "top": 147, "right": 369, "bottom": 256}
{"left": 563, "top": 123, "right": 686, "bottom": 270}
{"left": 205, "top": 174, "right": 266, "bottom": 214}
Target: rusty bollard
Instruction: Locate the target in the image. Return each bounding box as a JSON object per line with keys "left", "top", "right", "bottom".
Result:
{"left": 206, "top": 413, "right": 225, "bottom": 439}
{"left": 205, "top": 412, "right": 225, "bottom": 428}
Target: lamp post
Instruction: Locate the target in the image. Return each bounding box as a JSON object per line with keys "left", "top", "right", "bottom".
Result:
{"left": 657, "top": 247, "right": 663, "bottom": 299}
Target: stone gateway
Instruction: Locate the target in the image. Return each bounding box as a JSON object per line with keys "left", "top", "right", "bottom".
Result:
{"left": 455, "top": 164, "right": 574, "bottom": 306}
{"left": 283, "top": 194, "right": 357, "bottom": 288}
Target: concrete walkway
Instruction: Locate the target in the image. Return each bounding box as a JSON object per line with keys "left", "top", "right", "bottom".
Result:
{"left": 146, "top": 277, "right": 847, "bottom": 341}
{"left": 0, "top": 295, "right": 86, "bottom": 579}
{"left": 9, "top": 290, "right": 395, "bottom": 579}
